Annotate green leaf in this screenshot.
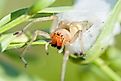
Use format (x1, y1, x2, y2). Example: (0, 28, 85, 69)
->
(28, 0, 56, 15)
(0, 14, 11, 27)
(11, 34, 28, 43)
(0, 33, 28, 52)
(11, 8, 28, 21)
(0, 15, 30, 34)
(32, 13, 55, 18)
(39, 6, 72, 13)
(0, 8, 28, 27)
(7, 43, 25, 49)
(6, 40, 47, 50)
(0, 33, 16, 52)
(0, 8, 30, 34)
(31, 40, 48, 45)
(0, 6, 71, 34)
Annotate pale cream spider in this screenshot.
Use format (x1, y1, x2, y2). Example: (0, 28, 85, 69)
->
(15, 15, 93, 81)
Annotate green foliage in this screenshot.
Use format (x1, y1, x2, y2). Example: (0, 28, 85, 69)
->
(0, 33, 16, 52)
(0, 33, 28, 51)
(0, 7, 71, 34)
(28, 0, 56, 15)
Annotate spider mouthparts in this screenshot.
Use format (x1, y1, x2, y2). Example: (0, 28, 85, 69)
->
(51, 44, 56, 47)
(57, 46, 61, 49)
(51, 44, 62, 49)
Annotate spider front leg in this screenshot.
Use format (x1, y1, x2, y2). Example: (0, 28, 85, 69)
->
(69, 21, 93, 56)
(70, 30, 85, 55)
(20, 30, 50, 68)
(15, 15, 58, 36)
(60, 31, 84, 81)
(13, 15, 58, 67)
(61, 49, 70, 81)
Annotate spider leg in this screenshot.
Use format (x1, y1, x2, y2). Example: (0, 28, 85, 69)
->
(20, 30, 50, 68)
(45, 42, 50, 55)
(58, 46, 65, 54)
(79, 31, 85, 55)
(61, 49, 70, 81)
(50, 15, 59, 32)
(13, 15, 57, 67)
(69, 30, 82, 43)
(69, 30, 85, 55)
(69, 21, 93, 55)
(14, 15, 57, 36)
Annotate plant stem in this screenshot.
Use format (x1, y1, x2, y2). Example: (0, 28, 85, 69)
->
(0, 15, 30, 34)
(7, 40, 47, 50)
(93, 58, 121, 81)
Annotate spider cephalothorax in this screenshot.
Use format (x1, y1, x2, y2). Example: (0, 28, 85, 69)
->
(50, 29, 71, 49)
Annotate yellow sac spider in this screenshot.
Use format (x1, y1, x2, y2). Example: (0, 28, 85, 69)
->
(14, 0, 114, 81)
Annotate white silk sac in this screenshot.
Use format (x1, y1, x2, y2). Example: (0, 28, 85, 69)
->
(53, 0, 120, 54)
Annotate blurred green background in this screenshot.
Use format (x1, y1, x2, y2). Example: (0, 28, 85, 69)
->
(0, 0, 121, 81)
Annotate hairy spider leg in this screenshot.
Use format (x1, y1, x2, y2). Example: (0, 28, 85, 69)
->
(16, 16, 58, 67)
(60, 21, 93, 81)
(61, 49, 70, 81)
(20, 30, 50, 68)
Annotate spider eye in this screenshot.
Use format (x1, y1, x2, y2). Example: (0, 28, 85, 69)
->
(57, 32, 60, 35)
(61, 35, 63, 37)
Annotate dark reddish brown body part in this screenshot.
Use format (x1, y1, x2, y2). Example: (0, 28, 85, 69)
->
(50, 32, 64, 49)
(50, 28, 71, 49)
